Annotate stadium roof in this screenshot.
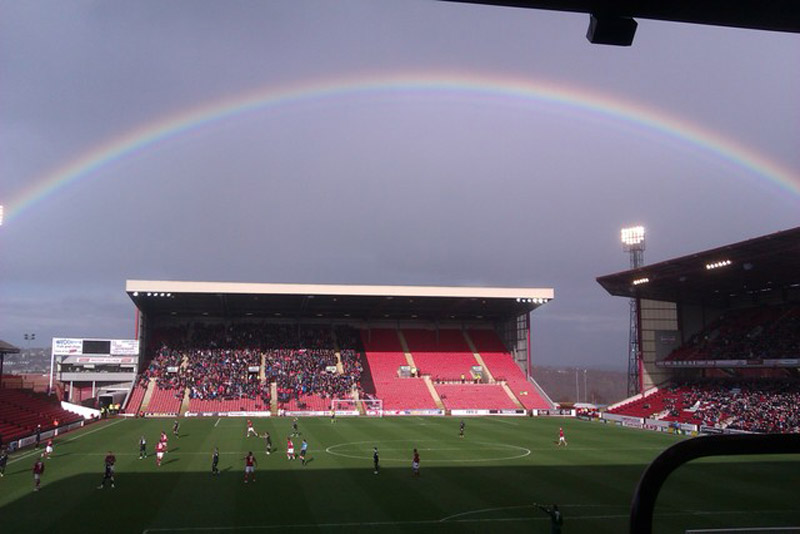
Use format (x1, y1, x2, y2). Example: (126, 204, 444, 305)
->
(596, 226, 800, 305)
(0, 339, 20, 354)
(440, 1, 800, 34)
(126, 280, 554, 322)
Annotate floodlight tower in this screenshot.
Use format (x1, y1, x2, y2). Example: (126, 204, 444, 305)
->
(621, 226, 645, 397)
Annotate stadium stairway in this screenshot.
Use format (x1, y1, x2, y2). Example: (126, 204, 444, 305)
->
(395, 330, 418, 370)
(331, 330, 345, 374)
(179, 388, 191, 416)
(500, 382, 526, 410)
(270, 382, 278, 415)
(423, 376, 446, 411)
(139, 378, 156, 413)
(259, 353, 266, 383)
(461, 332, 496, 383)
(467, 329, 553, 410)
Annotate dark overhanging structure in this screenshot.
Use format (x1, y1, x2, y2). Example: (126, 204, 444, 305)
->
(439, 1, 800, 45)
(597, 226, 800, 390)
(126, 280, 554, 379)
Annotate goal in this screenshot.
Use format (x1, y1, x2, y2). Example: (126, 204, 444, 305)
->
(330, 398, 383, 417)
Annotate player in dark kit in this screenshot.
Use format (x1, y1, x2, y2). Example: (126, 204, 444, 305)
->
(412, 448, 420, 477)
(98, 451, 116, 489)
(535, 503, 563, 534)
(459, 420, 465, 438)
(211, 447, 220, 476)
(291, 418, 299, 437)
(139, 435, 147, 459)
(299, 439, 309, 466)
(373, 447, 379, 475)
(262, 431, 273, 455)
(0, 448, 8, 477)
(172, 419, 180, 437)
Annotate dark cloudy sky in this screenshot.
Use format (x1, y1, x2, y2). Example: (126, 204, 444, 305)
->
(1, 1, 798, 369)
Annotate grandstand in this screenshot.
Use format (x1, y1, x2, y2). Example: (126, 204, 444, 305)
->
(598, 226, 800, 433)
(123, 281, 555, 416)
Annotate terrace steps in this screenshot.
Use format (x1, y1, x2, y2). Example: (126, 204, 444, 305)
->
(140, 378, 156, 413)
(500, 381, 525, 410)
(396, 330, 418, 371)
(423, 376, 446, 411)
(463, 330, 495, 383)
(179, 388, 191, 416)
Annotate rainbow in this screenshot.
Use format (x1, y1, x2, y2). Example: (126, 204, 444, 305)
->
(5, 71, 799, 223)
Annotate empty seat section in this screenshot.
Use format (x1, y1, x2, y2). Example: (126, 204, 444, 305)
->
(146, 387, 183, 415)
(361, 329, 436, 410)
(469, 329, 551, 410)
(0, 388, 83, 440)
(189, 397, 267, 413)
(435, 384, 518, 410)
(403, 329, 476, 380)
(124, 384, 147, 414)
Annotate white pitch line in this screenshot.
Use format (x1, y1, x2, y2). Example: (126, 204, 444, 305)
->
(214, 418, 221, 427)
(439, 503, 631, 522)
(141, 509, 799, 533)
(8, 418, 127, 465)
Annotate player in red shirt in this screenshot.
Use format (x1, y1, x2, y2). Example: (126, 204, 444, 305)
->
(44, 439, 54, 459)
(412, 448, 420, 477)
(160, 430, 168, 445)
(243, 451, 257, 483)
(156, 440, 167, 467)
(246, 419, 258, 438)
(32, 458, 45, 491)
(557, 427, 568, 447)
(286, 437, 295, 460)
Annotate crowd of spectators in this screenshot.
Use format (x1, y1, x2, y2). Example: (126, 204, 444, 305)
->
(662, 380, 800, 433)
(184, 349, 267, 404)
(265, 326, 364, 406)
(138, 323, 365, 408)
(667, 304, 800, 362)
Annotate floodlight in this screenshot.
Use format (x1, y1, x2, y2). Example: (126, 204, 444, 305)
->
(133, 292, 138, 297)
(621, 226, 646, 247)
(0, 205, 4, 226)
(632, 277, 650, 286)
(706, 259, 732, 270)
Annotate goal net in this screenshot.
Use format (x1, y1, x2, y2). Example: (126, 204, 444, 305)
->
(330, 398, 383, 417)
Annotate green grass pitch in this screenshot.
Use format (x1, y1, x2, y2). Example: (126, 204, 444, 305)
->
(1, 416, 798, 534)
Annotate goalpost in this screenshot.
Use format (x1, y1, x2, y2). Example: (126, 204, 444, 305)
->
(331, 398, 383, 417)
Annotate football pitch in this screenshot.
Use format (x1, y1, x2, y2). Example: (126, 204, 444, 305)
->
(1, 416, 798, 534)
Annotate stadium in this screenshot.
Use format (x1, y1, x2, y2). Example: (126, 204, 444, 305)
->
(1, 227, 799, 534)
